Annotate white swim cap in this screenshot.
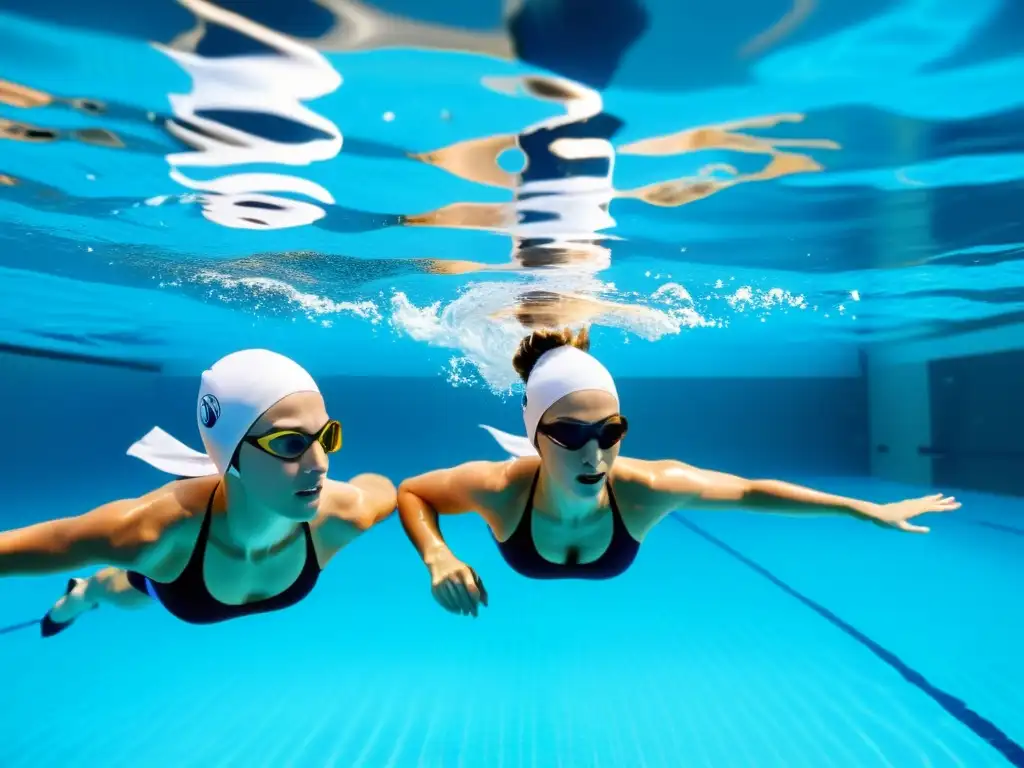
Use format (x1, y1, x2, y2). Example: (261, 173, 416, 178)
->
(480, 345, 619, 457)
(128, 349, 320, 477)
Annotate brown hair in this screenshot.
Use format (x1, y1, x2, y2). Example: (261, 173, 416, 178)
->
(512, 327, 591, 383)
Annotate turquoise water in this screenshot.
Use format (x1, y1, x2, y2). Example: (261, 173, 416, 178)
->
(2, 0, 1023, 765)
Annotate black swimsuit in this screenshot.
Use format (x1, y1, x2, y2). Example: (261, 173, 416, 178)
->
(494, 471, 640, 580)
(126, 486, 321, 624)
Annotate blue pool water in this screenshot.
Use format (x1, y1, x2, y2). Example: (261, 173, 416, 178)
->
(2, 0, 1023, 765)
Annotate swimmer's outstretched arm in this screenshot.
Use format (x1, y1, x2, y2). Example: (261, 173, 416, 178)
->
(624, 460, 960, 536)
(0, 488, 183, 577)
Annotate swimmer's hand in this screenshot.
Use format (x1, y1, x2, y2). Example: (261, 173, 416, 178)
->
(427, 551, 488, 618)
(866, 494, 961, 533)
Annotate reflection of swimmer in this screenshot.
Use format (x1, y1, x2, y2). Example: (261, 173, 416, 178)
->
(0, 161, 401, 240)
(389, 274, 693, 391)
(1, 117, 126, 151)
(489, 289, 659, 331)
(6, 0, 408, 233)
(409, 80, 838, 275)
(0, 79, 175, 155)
(617, 113, 839, 207)
(408, 75, 619, 279)
(0, 350, 396, 635)
(419, 244, 610, 276)
(401, 73, 696, 366)
(403, 85, 838, 358)
(397, 329, 960, 616)
(157, 0, 346, 231)
(0, 78, 142, 122)
(412, 105, 838, 218)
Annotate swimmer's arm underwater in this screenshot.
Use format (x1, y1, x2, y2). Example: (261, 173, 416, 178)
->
(398, 462, 489, 563)
(397, 462, 505, 615)
(0, 489, 184, 577)
(626, 460, 960, 535)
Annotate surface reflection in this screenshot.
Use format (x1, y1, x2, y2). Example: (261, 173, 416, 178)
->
(143, 0, 840, 378)
(412, 81, 837, 235)
(305, 0, 512, 57)
(1, 78, 108, 114)
(491, 288, 671, 332)
(0, 0, 1019, 385)
(1, 116, 127, 150)
(401, 70, 838, 356)
(157, 0, 344, 229)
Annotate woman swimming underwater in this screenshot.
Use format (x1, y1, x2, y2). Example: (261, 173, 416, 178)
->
(398, 328, 961, 617)
(0, 349, 396, 636)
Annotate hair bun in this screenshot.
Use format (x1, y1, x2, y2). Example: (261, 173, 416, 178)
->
(512, 327, 591, 382)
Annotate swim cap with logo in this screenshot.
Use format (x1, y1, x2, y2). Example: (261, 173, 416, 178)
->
(127, 349, 320, 477)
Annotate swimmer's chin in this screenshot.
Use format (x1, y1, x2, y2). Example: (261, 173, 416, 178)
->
(279, 494, 321, 521)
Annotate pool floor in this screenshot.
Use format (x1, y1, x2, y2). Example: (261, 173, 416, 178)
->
(1, 477, 1021, 767)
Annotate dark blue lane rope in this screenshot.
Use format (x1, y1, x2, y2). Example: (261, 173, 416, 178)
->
(973, 521, 1024, 538)
(672, 513, 1024, 767)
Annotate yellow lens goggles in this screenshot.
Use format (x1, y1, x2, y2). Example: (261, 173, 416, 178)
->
(245, 419, 342, 461)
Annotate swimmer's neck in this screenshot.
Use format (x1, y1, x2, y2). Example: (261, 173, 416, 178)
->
(220, 476, 299, 555)
(534, 471, 606, 522)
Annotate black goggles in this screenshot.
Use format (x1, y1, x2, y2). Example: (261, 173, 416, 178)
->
(536, 414, 628, 451)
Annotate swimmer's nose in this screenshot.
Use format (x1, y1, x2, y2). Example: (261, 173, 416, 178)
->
(580, 440, 603, 470)
(302, 441, 330, 473)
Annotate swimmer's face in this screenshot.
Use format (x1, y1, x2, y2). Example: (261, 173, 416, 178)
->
(235, 391, 332, 521)
(535, 389, 625, 498)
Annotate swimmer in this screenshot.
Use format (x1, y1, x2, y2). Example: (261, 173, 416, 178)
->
(397, 328, 961, 617)
(0, 349, 396, 635)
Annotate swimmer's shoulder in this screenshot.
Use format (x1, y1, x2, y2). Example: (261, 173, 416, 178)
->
(121, 476, 215, 545)
(317, 474, 397, 532)
(464, 457, 539, 521)
(436, 457, 537, 533)
(398, 458, 537, 524)
(609, 457, 699, 509)
(608, 458, 717, 540)
(503, 456, 542, 490)
(466, 456, 538, 501)
(69, 476, 213, 571)
(608, 456, 657, 485)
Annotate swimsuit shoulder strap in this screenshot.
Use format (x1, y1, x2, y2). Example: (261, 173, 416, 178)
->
(506, 469, 541, 542)
(197, 484, 217, 543)
(522, 469, 541, 519)
(527, 469, 541, 507)
(189, 484, 218, 562)
(606, 481, 638, 543)
(163, 483, 218, 587)
(300, 521, 321, 572)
